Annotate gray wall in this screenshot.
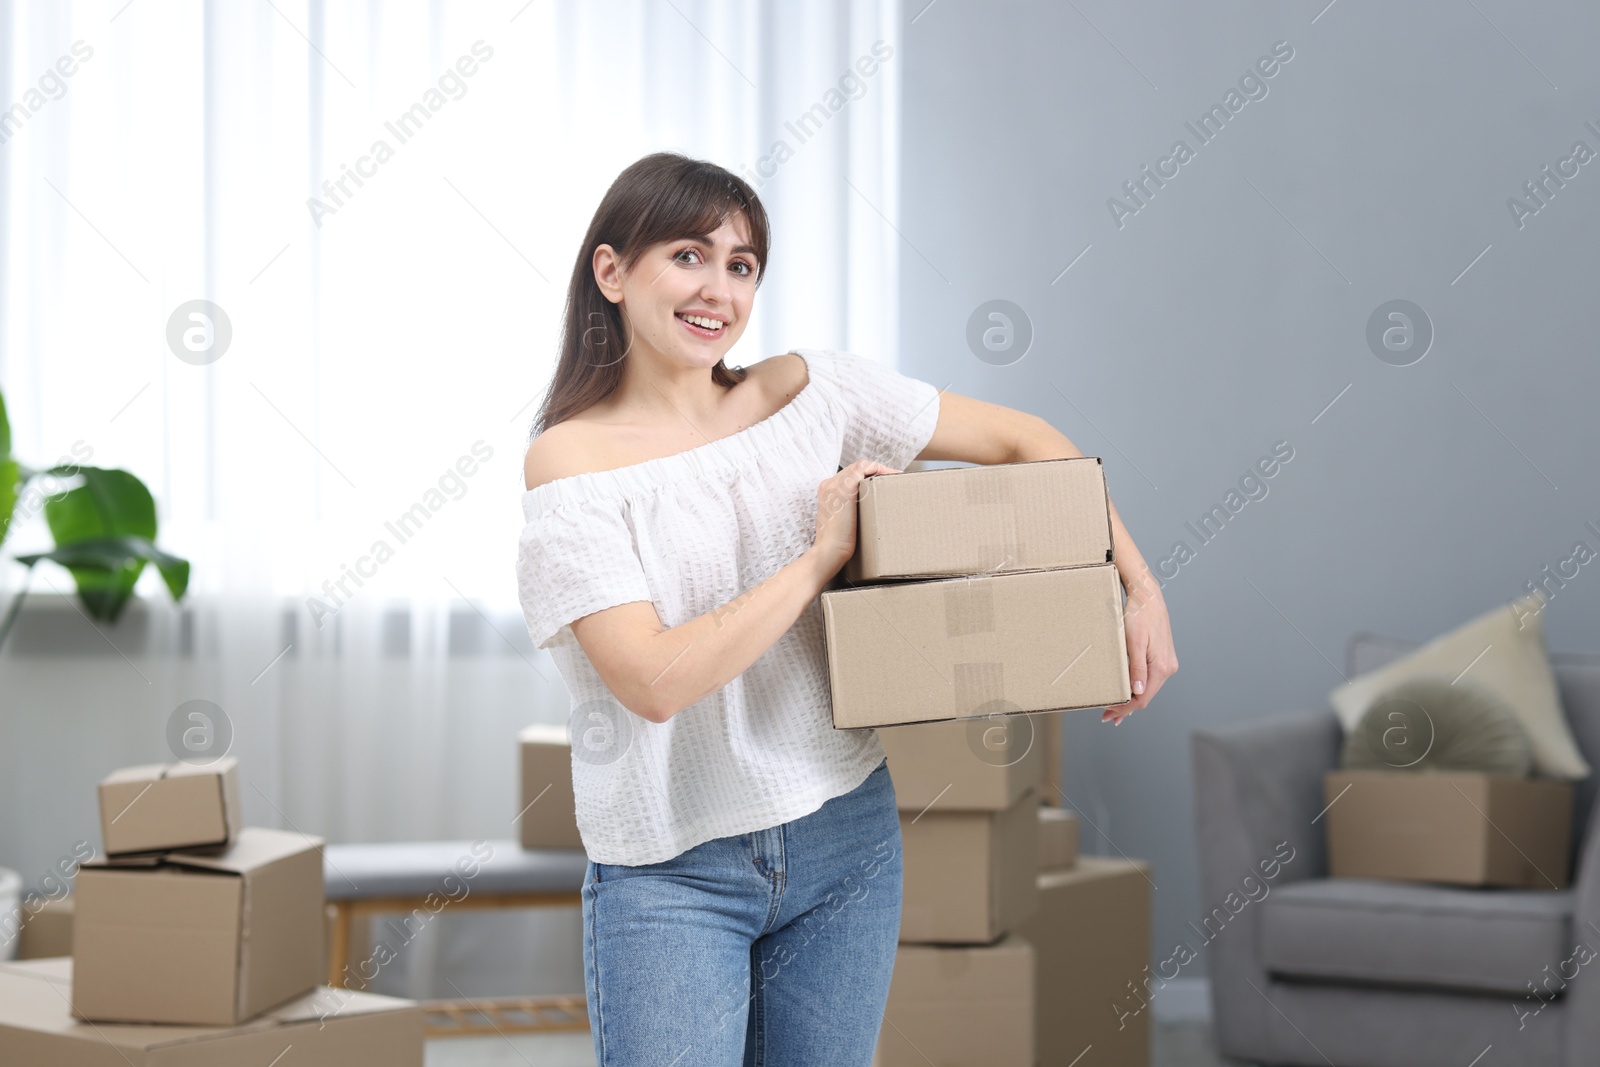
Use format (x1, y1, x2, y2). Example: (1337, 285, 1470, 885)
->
(897, 0, 1600, 985)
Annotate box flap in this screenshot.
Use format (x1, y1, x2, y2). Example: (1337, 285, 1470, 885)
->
(0, 958, 415, 1053)
(162, 756, 237, 780)
(519, 723, 571, 746)
(166, 827, 324, 875)
(98, 763, 171, 786)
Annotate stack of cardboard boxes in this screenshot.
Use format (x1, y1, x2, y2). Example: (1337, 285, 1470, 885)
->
(0, 757, 423, 1064)
(870, 715, 1155, 1067)
(872, 716, 1044, 1066)
(836, 459, 1154, 1067)
(823, 457, 1132, 730)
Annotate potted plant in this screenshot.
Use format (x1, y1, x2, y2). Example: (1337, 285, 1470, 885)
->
(0, 387, 190, 650)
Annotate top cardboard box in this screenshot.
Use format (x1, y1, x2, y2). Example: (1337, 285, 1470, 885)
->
(844, 457, 1113, 584)
(98, 757, 241, 857)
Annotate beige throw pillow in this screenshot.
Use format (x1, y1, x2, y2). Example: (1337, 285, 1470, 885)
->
(1329, 595, 1590, 780)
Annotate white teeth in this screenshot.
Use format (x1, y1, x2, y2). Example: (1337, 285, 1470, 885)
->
(679, 313, 724, 331)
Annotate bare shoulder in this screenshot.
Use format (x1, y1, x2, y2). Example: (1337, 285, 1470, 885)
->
(523, 419, 608, 491)
(744, 352, 810, 402)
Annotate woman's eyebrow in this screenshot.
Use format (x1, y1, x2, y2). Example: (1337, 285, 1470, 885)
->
(684, 232, 757, 257)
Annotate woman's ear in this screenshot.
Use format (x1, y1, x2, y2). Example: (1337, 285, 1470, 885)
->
(592, 243, 624, 304)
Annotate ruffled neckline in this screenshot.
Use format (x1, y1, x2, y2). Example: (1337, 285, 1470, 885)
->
(521, 349, 827, 516)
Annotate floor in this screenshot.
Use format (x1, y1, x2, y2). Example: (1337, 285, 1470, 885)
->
(423, 1020, 1262, 1066)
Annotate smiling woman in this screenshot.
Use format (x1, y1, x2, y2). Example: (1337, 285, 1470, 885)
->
(516, 151, 936, 1064)
(528, 152, 769, 439)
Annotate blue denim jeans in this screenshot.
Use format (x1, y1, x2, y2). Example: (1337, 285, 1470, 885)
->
(581, 757, 903, 1066)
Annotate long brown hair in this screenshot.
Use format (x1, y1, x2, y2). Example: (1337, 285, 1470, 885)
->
(530, 152, 771, 438)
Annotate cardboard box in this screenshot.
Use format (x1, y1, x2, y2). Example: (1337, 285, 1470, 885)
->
(871, 934, 1034, 1067)
(1013, 857, 1152, 1067)
(901, 788, 1039, 943)
(518, 724, 584, 850)
(825, 564, 1132, 729)
(98, 758, 241, 857)
(879, 715, 1042, 811)
(1037, 711, 1064, 804)
(1323, 770, 1574, 889)
(73, 827, 326, 1025)
(15, 898, 72, 961)
(845, 457, 1113, 584)
(0, 957, 423, 1065)
(1037, 805, 1079, 872)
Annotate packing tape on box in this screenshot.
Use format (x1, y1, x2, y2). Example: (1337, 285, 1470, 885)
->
(944, 578, 1008, 713)
(954, 661, 1006, 713)
(943, 579, 996, 636)
(962, 471, 1015, 506)
(962, 475, 1024, 571)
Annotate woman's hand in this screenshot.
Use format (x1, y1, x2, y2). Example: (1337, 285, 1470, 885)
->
(1103, 572, 1177, 724)
(811, 460, 900, 572)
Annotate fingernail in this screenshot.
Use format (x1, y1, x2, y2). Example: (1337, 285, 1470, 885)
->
(1133, 680, 1145, 695)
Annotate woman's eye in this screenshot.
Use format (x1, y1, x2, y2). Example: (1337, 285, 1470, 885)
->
(676, 248, 700, 264)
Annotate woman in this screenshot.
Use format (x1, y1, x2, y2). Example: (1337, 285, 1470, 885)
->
(517, 151, 1177, 1066)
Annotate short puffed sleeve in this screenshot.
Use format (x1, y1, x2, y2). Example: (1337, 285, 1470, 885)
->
(517, 495, 655, 650)
(806, 349, 942, 470)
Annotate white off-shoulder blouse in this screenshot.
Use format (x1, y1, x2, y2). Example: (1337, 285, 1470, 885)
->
(516, 348, 942, 865)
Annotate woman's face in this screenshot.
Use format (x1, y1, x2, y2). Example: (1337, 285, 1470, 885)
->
(595, 212, 758, 370)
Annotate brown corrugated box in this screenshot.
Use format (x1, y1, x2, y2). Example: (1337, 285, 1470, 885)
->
(72, 827, 326, 1025)
(0, 957, 422, 1065)
(15, 898, 73, 961)
(879, 714, 1042, 811)
(1014, 856, 1152, 1067)
(871, 933, 1034, 1067)
(845, 457, 1113, 584)
(1323, 770, 1573, 889)
(826, 564, 1131, 729)
(900, 787, 1039, 943)
(518, 724, 584, 850)
(98, 758, 241, 857)
(1037, 805, 1079, 872)
(1037, 710, 1064, 804)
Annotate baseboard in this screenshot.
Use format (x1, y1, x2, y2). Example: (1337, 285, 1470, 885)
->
(1150, 977, 1211, 1023)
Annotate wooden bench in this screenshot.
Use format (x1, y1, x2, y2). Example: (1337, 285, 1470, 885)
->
(323, 838, 587, 1037)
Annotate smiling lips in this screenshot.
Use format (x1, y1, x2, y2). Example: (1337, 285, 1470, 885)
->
(676, 311, 727, 339)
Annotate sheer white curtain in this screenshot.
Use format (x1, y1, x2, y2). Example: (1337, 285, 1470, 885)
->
(1, 0, 900, 927)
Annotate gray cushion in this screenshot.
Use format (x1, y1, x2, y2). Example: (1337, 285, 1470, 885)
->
(1348, 633, 1600, 860)
(1260, 876, 1573, 996)
(1341, 675, 1534, 776)
(323, 838, 587, 900)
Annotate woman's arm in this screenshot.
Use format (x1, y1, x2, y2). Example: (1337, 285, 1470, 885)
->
(569, 550, 837, 724)
(917, 391, 1178, 721)
(564, 460, 892, 725)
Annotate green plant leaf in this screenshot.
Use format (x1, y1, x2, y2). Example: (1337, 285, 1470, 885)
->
(0, 458, 19, 549)
(37, 469, 168, 621)
(0, 387, 11, 459)
(44, 467, 157, 544)
(0, 390, 15, 548)
(16, 535, 189, 622)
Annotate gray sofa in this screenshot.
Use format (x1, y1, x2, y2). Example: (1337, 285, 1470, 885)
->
(1191, 632, 1600, 1067)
